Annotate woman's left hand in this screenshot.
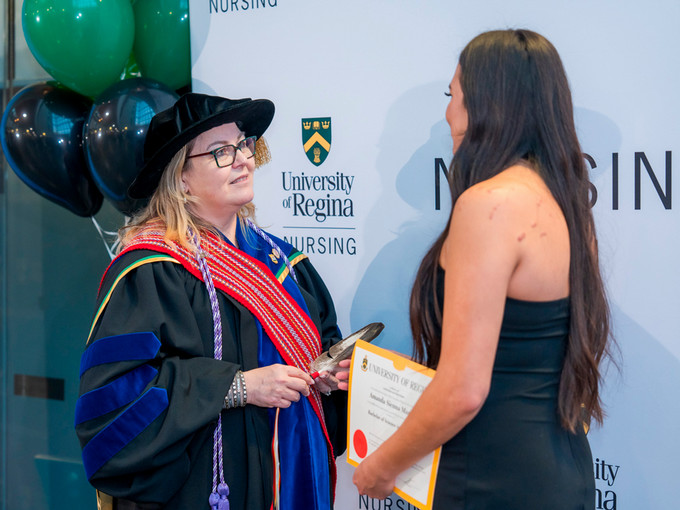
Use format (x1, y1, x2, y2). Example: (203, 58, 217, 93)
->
(314, 359, 350, 394)
(352, 451, 396, 500)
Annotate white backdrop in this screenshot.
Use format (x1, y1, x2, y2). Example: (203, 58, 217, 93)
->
(189, 1, 680, 508)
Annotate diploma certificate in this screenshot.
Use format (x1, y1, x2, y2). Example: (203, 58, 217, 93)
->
(347, 340, 440, 510)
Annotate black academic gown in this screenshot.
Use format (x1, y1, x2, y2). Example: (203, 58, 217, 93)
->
(76, 249, 347, 510)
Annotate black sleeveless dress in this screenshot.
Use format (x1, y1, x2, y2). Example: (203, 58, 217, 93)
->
(432, 269, 595, 510)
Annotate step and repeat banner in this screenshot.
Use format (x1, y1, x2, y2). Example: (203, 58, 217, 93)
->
(190, 1, 679, 508)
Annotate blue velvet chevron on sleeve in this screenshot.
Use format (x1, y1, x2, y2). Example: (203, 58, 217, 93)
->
(81, 387, 169, 479)
(79, 332, 161, 376)
(74, 364, 158, 426)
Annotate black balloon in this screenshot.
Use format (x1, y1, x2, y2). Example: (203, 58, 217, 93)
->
(0, 82, 103, 217)
(83, 78, 178, 215)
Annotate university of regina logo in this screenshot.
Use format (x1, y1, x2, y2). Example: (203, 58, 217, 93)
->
(301, 117, 331, 166)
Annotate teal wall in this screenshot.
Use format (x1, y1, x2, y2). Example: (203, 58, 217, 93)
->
(1, 164, 123, 509)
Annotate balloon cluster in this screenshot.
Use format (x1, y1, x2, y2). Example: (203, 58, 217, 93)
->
(0, 0, 188, 216)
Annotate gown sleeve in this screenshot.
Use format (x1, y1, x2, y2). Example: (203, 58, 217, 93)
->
(293, 257, 348, 457)
(75, 252, 238, 503)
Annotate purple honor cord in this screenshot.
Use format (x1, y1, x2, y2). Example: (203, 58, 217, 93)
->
(190, 229, 229, 510)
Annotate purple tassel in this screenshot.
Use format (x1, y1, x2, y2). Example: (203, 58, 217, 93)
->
(208, 492, 219, 510)
(208, 483, 229, 510)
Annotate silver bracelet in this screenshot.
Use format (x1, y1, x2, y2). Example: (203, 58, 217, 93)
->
(239, 370, 247, 405)
(224, 370, 247, 409)
(235, 371, 242, 407)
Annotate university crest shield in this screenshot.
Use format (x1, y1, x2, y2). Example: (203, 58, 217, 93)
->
(301, 117, 331, 166)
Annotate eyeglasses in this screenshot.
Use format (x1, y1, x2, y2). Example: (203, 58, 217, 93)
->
(187, 136, 257, 168)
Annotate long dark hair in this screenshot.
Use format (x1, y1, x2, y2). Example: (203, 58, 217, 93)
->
(410, 29, 611, 432)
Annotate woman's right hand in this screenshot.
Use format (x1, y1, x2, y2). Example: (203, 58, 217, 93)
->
(242, 364, 314, 408)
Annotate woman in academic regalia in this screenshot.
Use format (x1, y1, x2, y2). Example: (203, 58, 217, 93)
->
(75, 93, 348, 510)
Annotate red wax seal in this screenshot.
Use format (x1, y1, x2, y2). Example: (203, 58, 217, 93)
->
(353, 429, 368, 459)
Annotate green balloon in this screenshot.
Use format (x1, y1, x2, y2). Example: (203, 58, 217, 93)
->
(133, 0, 191, 91)
(22, 0, 134, 98)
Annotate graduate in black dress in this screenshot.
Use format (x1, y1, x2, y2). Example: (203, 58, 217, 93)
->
(353, 29, 613, 509)
(75, 94, 348, 510)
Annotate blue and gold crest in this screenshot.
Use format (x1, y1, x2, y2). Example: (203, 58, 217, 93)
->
(301, 117, 331, 166)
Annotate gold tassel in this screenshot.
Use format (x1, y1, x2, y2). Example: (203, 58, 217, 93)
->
(254, 136, 272, 168)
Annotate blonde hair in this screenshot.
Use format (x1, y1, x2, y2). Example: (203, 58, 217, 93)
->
(119, 137, 271, 253)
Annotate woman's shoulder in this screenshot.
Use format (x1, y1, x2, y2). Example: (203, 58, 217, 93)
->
(99, 248, 190, 297)
(455, 165, 542, 225)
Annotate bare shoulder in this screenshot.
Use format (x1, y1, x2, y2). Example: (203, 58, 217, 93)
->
(453, 165, 543, 229)
(442, 167, 528, 266)
(448, 164, 569, 299)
